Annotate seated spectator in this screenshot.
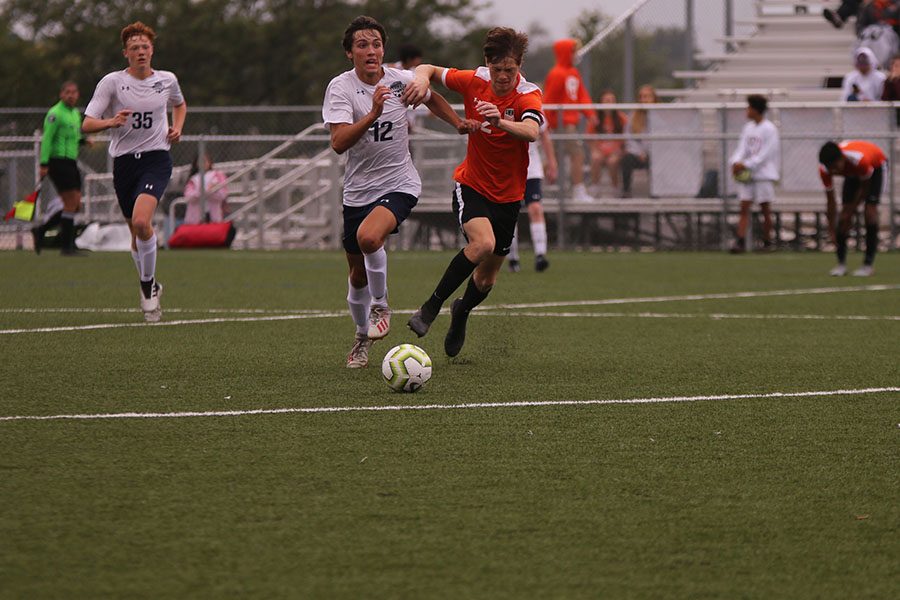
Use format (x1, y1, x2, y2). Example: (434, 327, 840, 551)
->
(841, 47, 887, 101)
(882, 54, 900, 124)
(621, 85, 657, 198)
(183, 154, 228, 224)
(589, 90, 627, 194)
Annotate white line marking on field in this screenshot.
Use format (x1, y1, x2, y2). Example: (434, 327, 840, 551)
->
(0, 307, 332, 315)
(482, 284, 899, 310)
(1, 387, 896, 422)
(2, 284, 897, 335)
(0, 312, 346, 335)
(488, 311, 900, 321)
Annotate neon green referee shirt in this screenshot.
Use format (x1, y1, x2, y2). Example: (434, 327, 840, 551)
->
(40, 101, 83, 165)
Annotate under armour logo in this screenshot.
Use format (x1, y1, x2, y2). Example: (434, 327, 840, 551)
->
(380, 199, 390, 203)
(357, 90, 367, 95)
(121, 86, 130, 91)
(145, 184, 154, 190)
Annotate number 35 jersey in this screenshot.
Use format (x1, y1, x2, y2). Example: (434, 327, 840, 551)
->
(323, 67, 430, 207)
(85, 69, 185, 158)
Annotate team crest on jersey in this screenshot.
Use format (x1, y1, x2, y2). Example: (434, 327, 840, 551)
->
(389, 80, 406, 98)
(152, 81, 165, 94)
(503, 108, 515, 121)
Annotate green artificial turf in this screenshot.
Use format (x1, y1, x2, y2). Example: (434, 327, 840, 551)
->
(1, 249, 898, 598)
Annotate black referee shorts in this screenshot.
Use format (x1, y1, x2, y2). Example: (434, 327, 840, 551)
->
(47, 158, 82, 193)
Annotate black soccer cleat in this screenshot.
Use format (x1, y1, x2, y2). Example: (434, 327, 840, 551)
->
(535, 254, 549, 272)
(444, 298, 469, 358)
(507, 259, 520, 273)
(407, 308, 435, 337)
(823, 8, 844, 29)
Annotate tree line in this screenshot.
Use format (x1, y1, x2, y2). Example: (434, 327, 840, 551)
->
(0, 0, 686, 108)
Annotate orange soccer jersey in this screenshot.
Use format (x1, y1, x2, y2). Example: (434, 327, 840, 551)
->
(819, 140, 887, 190)
(443, 67, 544, 203)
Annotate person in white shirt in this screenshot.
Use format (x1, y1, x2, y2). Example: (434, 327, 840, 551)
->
(82, 21, 186, 322)
(507, 122, 557, 272)
(729, 95, 781, 253)
(841, 47, 887, 101)
(183, 154, 228, 224)
(323, 16, 474, 368)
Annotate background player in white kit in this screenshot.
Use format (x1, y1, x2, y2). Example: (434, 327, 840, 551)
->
(323, 16, 475, 368)
(82, 21, 187, 322)
(729, 95, 780, 253)
(507, 122, 557, 273)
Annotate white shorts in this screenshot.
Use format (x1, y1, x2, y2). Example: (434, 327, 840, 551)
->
(738, 180, 776, 205)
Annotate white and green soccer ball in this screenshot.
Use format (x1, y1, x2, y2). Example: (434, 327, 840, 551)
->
(381, 344, 432, 393)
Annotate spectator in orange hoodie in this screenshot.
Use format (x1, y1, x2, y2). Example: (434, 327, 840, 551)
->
(543, 38, 598, 202)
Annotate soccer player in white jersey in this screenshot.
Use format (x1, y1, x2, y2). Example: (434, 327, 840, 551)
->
(323, 16, 475, 368)
(508, 122, 557, 272)
(82, 22, 187, 322)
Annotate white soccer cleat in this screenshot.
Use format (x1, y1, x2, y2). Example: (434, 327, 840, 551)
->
(829, 264, 847, 277)
(346, 333, 373, 368)
(140, 281, 163, 322)
(367, 304, 392, 340)
(852, 265, 874, 277)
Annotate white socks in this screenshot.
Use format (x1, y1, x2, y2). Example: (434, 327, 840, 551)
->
(363, 246, 388, 306)
(131, 249, 141, 275)
(508, 225, 520, 261)
(530, 221, 548, 256)
(347, 279, 371, 335)
(135, 233, 157, 282)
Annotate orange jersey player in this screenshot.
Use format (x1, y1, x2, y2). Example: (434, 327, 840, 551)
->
(818, 140, 887, 277)
(402, 27, 544, 358)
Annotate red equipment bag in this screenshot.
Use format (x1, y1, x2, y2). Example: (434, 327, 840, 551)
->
(168, 222, 235, 248)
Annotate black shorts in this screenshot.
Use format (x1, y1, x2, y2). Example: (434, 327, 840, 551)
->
(342, 192, 418, 254)
(113, 150, 173, 219)
(47, 158, 81, 193)
(452, 183, 521, 256)
(842, 164, 885, 206)
(524, 178, 543, 206)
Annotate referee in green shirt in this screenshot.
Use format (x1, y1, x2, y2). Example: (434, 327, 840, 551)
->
(33, 81, 87, 255)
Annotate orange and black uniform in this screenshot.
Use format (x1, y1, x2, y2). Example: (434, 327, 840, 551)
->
(819, 140, 887, 205)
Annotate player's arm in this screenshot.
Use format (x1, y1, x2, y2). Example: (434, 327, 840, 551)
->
(730, 132, 747, 175)
(39, 111, 58, 178)
(475, 100, 540, 142)
(423, 90, 473, 134)
(329, 86, 392, 154)
(825, 188, 837, 242)
(168, 102, 187, 144)
(540, 128, 559, 183)
(403, 64, 448, 106)
(82, 111, 132, 133)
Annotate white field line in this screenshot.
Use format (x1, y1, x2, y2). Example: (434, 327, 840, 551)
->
(488, 311, 900, 321)
(1, 284, 897, 335)
(1, 387, 897, 423)
(0, 307, 333, 315)
(481, 284, 900, 310)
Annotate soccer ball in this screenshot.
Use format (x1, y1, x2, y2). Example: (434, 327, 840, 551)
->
(734, 168, 752, 183)
(381, 344, 432, 393)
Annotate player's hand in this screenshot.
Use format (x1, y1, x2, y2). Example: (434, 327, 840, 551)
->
(732, 162, 746, 176)
(39, 166, 48, 179)
(167, 127, 182, 144)
(109, 109, 132, 128)
(370, 85, 392, 118)
(545, 161, 558, 184)
(456, 119, 481, 135)
(475, 100, 500, 127)
(402, 75, 430, 107)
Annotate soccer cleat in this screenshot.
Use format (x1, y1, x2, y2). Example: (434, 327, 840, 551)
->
(407, 307, 435, 338)
(508, 259, 521, 273)
(535, 254, 550, 272)
(346, 333, 373, 368)
(444, 298, 470, 358)
(829, 264, 847, 277)
(572, 184, 593, 203)
(31, 226, 44, 255)
(140, 281, 163, 322)
(852, 265, 874, 277)
(367, 304, 392, 340)
(729, 239, 745, 254)
(61, 246, 89, 257)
